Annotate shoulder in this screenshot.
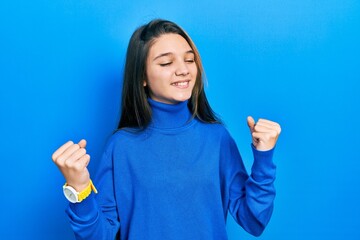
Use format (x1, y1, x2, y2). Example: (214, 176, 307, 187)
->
(196, 121, 234, 142)
(197, 120, 229, 133)
(102, 128, 147, 154)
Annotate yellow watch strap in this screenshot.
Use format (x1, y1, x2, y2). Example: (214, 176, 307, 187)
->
(78, 180, 98, 202)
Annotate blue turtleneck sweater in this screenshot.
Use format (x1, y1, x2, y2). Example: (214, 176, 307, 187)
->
(65, 99, 276, 240)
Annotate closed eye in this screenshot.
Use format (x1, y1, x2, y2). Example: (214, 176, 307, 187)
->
(159, 62, 172, 67)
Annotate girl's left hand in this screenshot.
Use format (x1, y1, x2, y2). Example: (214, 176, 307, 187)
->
(247, 116, 281, 151)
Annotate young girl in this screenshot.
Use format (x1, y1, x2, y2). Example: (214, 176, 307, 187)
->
(52, 19, 281, 240)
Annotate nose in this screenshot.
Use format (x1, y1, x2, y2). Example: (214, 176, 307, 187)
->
(175, 61, 189, 76)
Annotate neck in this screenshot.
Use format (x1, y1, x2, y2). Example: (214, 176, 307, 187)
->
(148, 98, 192, 129)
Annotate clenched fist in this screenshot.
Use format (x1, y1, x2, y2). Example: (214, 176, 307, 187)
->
(247, 116, 281, 151)
(52, 139, 91, 192)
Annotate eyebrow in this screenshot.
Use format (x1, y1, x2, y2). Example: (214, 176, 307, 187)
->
(153, 50, 194, 61)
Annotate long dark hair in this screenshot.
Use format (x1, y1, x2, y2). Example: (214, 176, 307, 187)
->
(117, 19, 221, 130)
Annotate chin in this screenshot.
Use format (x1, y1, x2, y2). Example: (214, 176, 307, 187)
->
(174, 94, 192, 103)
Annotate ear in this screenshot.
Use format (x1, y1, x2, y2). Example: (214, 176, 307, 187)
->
(143, 81, 147, 87)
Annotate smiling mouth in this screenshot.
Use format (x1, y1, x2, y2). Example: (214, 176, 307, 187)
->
(171, 80, 190, 87)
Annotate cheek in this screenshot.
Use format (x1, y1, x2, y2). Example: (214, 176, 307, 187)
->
(153, 69, 173, 82)
(146, 68, 159, 85)
(147, 68, 172, 89)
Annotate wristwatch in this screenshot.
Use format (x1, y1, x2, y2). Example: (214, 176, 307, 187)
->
(63, 180, 98, 203)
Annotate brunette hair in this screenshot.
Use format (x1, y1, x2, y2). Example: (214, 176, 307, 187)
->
(117, 19, 221, 130)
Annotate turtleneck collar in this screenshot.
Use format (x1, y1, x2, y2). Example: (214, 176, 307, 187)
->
(148, 98, 192, 129)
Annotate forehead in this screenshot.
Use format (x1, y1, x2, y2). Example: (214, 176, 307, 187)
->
(149, 34, 192, 56)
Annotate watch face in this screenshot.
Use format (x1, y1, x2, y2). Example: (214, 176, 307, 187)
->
(64, 187, 78, 203)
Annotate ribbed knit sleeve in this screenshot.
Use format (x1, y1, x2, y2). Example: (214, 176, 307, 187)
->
(65, 140, 120, 240)
(222, 131, 276, 237)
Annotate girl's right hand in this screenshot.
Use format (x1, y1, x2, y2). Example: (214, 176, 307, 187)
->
(52, 139, 91, 192)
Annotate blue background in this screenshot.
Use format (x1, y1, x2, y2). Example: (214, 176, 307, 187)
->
(1, 0, 359, 239)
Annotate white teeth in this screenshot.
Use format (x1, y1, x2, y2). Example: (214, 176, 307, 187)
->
(172, 81, 188, 86)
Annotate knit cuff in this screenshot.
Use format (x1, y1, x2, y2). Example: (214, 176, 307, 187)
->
(250, 144, 276, 182)
(67, 193, 98, 223)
